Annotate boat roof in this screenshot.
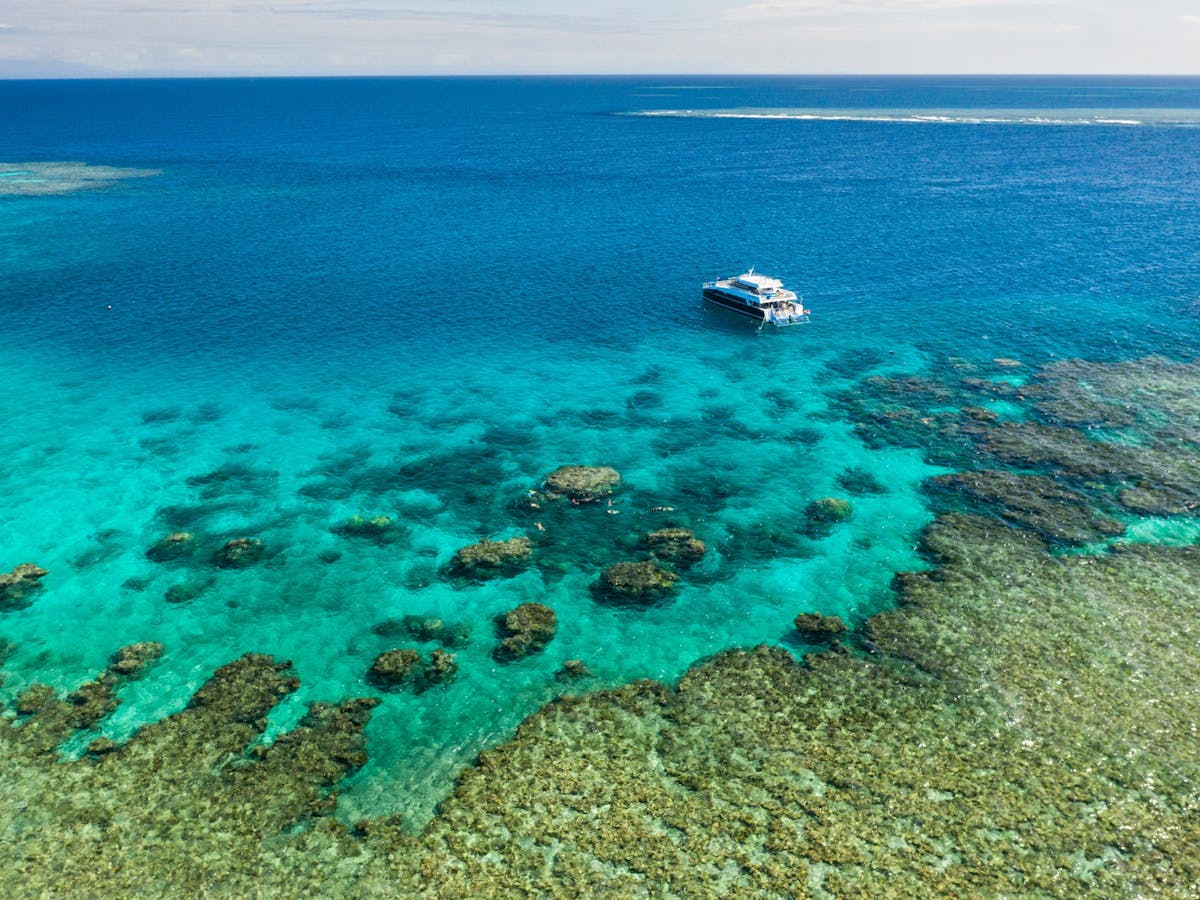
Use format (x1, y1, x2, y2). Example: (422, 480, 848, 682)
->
(731, 272, 784, 290)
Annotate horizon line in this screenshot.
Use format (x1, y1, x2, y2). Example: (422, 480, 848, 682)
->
(3, 72, 1200, 82)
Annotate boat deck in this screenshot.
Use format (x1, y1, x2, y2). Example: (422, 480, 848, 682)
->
(763, 303, 810, 326)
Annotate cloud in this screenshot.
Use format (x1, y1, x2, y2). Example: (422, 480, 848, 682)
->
(0, 0, 1196, 76)
(721, 0, 1094, 21)
(241, 3, 634, 33)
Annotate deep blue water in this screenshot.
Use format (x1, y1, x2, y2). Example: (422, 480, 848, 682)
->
(3, 76, 1200, 822)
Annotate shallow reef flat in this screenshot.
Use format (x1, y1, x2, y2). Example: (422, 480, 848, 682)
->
(3, 512, 1198, 895)
(410, 522, 1200, 896)
(2, 354, 1199, 895)
(0, 162, 160, 196)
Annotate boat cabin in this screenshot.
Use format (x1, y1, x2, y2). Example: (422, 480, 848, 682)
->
(731, 273, 784, 296)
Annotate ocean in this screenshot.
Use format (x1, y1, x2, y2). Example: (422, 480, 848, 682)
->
(3, 75, 1200, 833)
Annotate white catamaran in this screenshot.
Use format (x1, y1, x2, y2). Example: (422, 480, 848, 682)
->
(703, 269, 810, 326)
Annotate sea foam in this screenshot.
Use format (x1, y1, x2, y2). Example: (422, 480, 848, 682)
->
(622, 107, 1200, 127)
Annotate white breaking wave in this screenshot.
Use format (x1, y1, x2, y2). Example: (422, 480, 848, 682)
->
(622, 107, 1200, 127)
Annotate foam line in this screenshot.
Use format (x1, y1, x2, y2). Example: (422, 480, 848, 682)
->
(622, 107, 1200, 127)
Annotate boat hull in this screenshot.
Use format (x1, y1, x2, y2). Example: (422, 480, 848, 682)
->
(702, 287, 767, 321)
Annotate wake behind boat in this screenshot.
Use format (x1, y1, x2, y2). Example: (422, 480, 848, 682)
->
(703, 269, 810, 326)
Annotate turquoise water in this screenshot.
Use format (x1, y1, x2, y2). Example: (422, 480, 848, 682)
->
(1, 327, 934, 821)
(3, 76, 1200, 823)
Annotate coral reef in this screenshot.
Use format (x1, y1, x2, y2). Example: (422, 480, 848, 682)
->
(959, 404, 999, 422)
(368, 647, 459, 690)
(719, 520, 814, 564)
(372, 616, 472, 648)
(335, 514, 404, 544)
(144, 532, 196, 563)
(0, 563, 48, 611)
(106, 642, 165, 678)
(926, 470, 1124, 545)
(494, 602, 558, 662)
(422, 649, 458, 686)
(542, 465, 621, 502)
(367, 649, 422, 689)
(804, 497, 854, 524)
(593, 560, 678, 605)
(448, 536, 532, 579)
(163, 575, 215, 604)
(3, 505, 1199, 895)
(641, 528, 706, 568)
(0, 161, 160, 196)
(1, 652, 376, 894)
(835, 466, 888, 495)
(213, 537, 265, 569)
(1117, 484, 1200, 517)
(836, 355, 1200, 523)
(400, 516, 1200, 896)
(556, 659, 593, 681)
(976, 420, 1144, 480)
(792, 612, 848, 640)
(14, 683, 56, 716)
(803, 497, 854, 538)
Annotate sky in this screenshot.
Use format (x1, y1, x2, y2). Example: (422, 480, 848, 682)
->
(0, 1, 1198, 78)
